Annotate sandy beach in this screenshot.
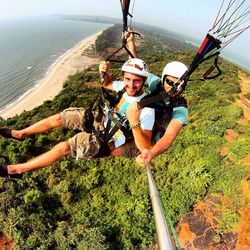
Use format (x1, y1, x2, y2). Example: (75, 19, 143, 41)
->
(0, 31, 102, 119)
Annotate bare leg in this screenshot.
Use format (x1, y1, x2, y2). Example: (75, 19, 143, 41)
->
(11, 114, 63, 139)
(7, 141, 71, 174)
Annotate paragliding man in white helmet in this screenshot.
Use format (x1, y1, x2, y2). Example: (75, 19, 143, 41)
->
(125, 28, 189, 166)
(0, 58, 155, 179)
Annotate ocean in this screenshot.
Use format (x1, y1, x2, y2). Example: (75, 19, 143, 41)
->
(0, 16, 110, 113)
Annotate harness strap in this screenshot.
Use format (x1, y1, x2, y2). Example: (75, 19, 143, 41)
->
(103, 0, 139, 62)
(203, 54, 222, 79)
(101, 113, 112, 142)
(86, 86, 132, 148)
(98, 110, 130, 145)
(138, 92, 171, 109)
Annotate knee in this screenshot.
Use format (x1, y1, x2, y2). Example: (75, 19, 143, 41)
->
(50, 114, 63, 127)
(55, 141, 71, 155)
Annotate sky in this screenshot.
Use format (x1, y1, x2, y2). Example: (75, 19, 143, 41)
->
(0, 0, 249, 68)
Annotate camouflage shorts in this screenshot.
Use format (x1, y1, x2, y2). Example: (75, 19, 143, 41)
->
(60, 107, 86, 131)
(68, 131, 100, 160)
(60, 107, 100, 159)
(60, 107, 139, 159)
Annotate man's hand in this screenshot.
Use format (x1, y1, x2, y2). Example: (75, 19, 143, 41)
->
(99, 61, 110, 76)
(99, 61, 113, 88)
(136, 149, 155, 166)
(125, 27, 139, 58)
(126, 27, 135, 43)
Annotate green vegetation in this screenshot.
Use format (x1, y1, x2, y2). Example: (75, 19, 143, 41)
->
(0, 26, 249, 249)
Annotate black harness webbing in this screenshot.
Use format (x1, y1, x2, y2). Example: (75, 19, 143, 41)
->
(138, 89, 176, 109)
(138, 92, 171, 109)
(85, 87, 131, 147)
(101, 111, 128, 144)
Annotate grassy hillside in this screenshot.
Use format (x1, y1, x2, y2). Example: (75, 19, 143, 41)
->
(0, 26, 249, 249)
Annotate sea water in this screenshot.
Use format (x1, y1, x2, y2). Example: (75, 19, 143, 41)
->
(0, 16, 110, 113)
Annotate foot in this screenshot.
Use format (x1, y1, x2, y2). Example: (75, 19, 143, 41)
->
(0, 128, 24, 141)
(0, 165, 23, 179)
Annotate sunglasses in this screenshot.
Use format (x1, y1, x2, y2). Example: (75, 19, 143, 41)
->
(164, 78, 176, 86)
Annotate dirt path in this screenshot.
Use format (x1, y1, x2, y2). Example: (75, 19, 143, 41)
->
(236, 70, 250, 124)
(234, 71, 250, 249)
(222, 71, 250, 161)
(235, 70, 250, 165)
(0, 236, 13, 249)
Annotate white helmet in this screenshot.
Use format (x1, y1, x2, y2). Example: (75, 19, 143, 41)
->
(161, 61, 188, 81)
(122, 58, 148, 77)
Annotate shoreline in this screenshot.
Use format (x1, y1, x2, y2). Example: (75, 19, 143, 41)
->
(0, 31, 102, 119)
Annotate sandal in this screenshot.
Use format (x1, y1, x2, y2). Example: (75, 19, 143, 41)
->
(0, 165, 23, 179)
(0, 128, 24, 141)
